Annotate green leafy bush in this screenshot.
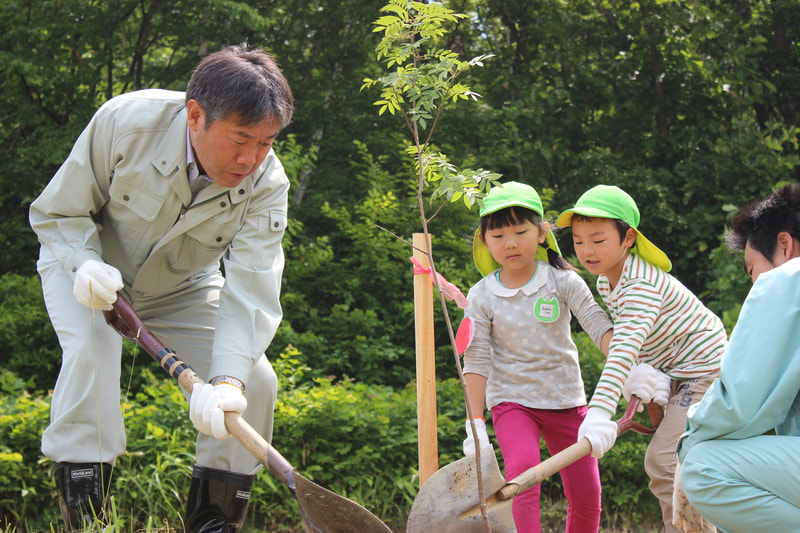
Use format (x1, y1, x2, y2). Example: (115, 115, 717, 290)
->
(0, 272, 145, 396)
(275, 139, 479, 389)
(0, 273, 61, 393)
(0, 366, 195, 532)
(0, 334, 663, 532)
(0, 371, 54, 530)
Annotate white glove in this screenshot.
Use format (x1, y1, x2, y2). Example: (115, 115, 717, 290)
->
(672, 460, 706, 533)
(73, 260, 123, 310)
(622, 363, 660, 406)
(190, 382, 247, 440)
(577, 408, 617, 458)
(653, 370, 671, 407)
(463, 418, 491, 456)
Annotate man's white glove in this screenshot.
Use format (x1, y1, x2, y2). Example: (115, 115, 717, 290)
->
(653, 370, 671, 407)
(577, 408, 617, 458)
(672, 460, 706, 533)
(189, 382, 247, 440)
(73, 260, 123, 311)
(463, 418, 491, 456)
(622, 363, 660, 407)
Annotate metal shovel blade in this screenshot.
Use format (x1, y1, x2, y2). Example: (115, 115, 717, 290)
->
(105, 296, 394, 533)
(406, 446, 516, 533)
(405, 398, 654, 533)
(294, 471, 394, 533)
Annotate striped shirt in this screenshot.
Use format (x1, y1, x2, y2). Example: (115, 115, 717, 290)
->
(589, 254, 726, 414)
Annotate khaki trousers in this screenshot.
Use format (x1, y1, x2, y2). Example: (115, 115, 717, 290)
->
(37, 247, 277, 475)
(644, 373, 718, 533)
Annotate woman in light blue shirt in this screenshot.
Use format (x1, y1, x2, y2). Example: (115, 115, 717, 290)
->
(678, 184, 800, 532)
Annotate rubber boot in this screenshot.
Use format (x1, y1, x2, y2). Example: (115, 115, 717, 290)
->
(184, 464, 255, 533)
(54, 462, 113, 531)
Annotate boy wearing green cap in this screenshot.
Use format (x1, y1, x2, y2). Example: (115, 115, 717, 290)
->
(463, 181, 614, 532)
(557, 184, 725, 533)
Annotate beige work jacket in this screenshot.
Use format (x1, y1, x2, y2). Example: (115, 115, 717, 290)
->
(30, 89, 289, 381)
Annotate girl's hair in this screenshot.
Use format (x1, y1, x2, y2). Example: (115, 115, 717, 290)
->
(571, 214, 632, 243)
(727, 184, 800, 259)
(480, 206, 572, 270)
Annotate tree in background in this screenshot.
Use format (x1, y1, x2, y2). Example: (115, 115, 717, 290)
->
(1, 1, 798, 529)
(2, 0, 799, 385)
(432, 1, 799, 290)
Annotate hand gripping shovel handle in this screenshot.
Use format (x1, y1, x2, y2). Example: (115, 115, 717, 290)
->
(497, 396, 648, 501)
(107, 295, 395, 533)
(104, 294, 297, 492)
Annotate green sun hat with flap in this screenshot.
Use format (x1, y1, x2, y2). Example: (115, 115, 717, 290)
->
(472, 181, 562, 277)
(556, 184, 672, 272)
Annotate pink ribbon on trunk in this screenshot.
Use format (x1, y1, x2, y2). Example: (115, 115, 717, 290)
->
(410, 257, 469, 309)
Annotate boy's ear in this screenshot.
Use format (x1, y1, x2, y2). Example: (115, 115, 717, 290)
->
(624, 227, 637, 249)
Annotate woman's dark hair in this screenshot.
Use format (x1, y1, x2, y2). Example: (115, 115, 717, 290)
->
(480, 206, 571, 270)
(727, 184, 800, 259)
(186, 44, 294, 129)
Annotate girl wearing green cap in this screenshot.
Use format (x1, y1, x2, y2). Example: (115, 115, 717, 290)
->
(557, 184, 726, 533)
(462, 181, 613, 533)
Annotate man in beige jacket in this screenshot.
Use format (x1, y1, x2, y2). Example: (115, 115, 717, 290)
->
(29, 44, 293, 532)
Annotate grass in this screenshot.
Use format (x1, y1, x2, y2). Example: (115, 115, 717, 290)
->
(540, 494, 664, 532)
(1, 494, 662, 533)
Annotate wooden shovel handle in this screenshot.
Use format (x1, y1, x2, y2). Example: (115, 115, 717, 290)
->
(616, 395, 661, 435)
(106, 294, 297, 492)
(497, 396, 648, 501)
(498, 438, 592, 500)
(104, 297, 199, 393)
(647, 401, 665, 429)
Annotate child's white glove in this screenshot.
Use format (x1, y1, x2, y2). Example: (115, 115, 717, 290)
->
(577, 408, 617, 458)
(672, 460, 706, 533)
(73, 260, 123, 310)
(653, 370, 672, 406)
(463, 418, 490, 455)
(622, 363, 660, 407)
(190, 382, 247, 440)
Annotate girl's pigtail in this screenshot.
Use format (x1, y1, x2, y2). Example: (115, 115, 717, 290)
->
(547, 247, 572, 271)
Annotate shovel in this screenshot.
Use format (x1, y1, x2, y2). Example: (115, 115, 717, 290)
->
(406, 395, 660, 533)
(104, 294, 393, 533)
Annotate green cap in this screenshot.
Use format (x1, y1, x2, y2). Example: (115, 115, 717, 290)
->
(556, 184, 672, 272)
(473, 181, 562, 276)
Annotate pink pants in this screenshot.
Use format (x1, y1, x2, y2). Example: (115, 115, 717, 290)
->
(492, 402, 602, 533)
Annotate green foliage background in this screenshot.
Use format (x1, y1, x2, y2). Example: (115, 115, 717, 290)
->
(0, 335, 658, 532)
(1, 0, 799, 530)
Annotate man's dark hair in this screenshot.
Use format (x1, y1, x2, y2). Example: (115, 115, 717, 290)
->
(186, 44, 293, 128)
(727, 184, 800, 259)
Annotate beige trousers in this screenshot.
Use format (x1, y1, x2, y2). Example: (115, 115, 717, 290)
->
(37, 247, 277, 475)
(643, 373, 718, 533)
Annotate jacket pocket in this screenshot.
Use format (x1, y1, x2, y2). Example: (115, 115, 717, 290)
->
(106, 176, 166, 258)
(108, 176, 165, 221)
(166, 210, 242, 274)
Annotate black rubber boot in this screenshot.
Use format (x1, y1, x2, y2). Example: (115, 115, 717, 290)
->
(54, 462, 113, 531)
(184, 464, 255, 533)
